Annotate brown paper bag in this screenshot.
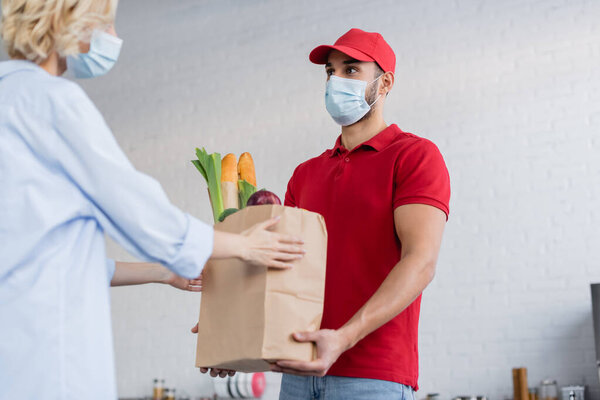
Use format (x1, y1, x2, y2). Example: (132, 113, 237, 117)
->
(195, 204, 327, 372)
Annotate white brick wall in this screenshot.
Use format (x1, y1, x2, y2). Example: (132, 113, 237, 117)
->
(3, 0, 600, 399)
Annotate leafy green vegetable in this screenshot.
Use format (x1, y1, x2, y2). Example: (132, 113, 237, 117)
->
(192, 148, 224, 223)
(191, 159, 207, 181)
(238, 179, 257, 209)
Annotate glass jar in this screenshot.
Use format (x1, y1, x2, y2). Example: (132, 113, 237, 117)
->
(540, 379, 558, 400)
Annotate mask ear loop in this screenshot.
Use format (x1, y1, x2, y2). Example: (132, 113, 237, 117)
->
(367, 74, 384, 107)
(368, 94, 382, 107)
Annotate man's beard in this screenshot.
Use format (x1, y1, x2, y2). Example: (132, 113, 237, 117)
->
(357, 79, 380, 124)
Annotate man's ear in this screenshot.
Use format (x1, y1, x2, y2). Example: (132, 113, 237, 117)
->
(381, 71, 395, 95)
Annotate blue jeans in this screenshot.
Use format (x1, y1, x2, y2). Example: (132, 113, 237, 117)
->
(278, 374, 416, 400)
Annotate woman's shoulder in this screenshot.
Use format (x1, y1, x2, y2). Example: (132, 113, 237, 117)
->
(37, 74, 91, 109)
(15, 73, 96, 124)
(0, 62, 92, 116)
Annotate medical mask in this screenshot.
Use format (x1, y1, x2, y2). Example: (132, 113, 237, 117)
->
(66, 29, 123, 79)
(325, 75, 382, 126)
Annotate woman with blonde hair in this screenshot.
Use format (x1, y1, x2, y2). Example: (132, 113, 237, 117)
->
(0, 1, 303, 398)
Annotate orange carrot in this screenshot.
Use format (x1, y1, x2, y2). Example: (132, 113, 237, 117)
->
(221, 153, 238, 183)
(238, 152, 256, 187)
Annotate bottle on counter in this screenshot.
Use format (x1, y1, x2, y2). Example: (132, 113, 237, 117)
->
(152, 378, 164, 400)
(540, 379, 558, 400)
(530, 387, 539, 400)
(165, 388, 175, 400)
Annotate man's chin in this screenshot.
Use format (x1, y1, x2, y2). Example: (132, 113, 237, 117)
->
(355, 109, 374, 125)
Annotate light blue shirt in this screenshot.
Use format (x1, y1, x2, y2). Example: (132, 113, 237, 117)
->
(0, 60, 214, 400)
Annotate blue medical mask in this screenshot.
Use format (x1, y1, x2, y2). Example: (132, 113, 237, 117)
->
(66, 29, 123, 79)
(325, 75, 382, 126)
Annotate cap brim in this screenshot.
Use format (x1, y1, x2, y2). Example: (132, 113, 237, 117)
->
(309, 45, 375, 65)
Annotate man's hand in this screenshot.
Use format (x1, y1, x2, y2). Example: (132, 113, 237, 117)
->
(165, 271, 203, 292)
(270, 329, 350, 376)
(190, 323, 236, 378)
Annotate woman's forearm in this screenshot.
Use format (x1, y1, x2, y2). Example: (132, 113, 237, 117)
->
(210, 231, 245, 259)
(110, 262, 171, 286)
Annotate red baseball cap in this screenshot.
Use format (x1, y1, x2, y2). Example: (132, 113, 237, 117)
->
(309, 28, 396, 73)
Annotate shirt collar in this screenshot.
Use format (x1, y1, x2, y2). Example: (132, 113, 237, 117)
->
(0, 60, 48, 79)
(329, 124, 400, 157)
(330, 136, 346, 157)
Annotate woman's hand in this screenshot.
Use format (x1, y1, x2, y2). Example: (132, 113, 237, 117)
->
(211, 216, 305, 269)
(239, 216, 305, 269)
(164, 271, 203, 292)
(111, 262, 203, 289)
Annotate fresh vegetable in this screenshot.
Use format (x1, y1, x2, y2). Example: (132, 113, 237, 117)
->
(221, 153, 239, 209)
(192, 149, 273, 218)
(238, 179, 257, 208)
(221, 153, 238, 183)
(238, 152, 257, 187)
(192, 148, 224, 223)
(218, 208, 239, 222)
(246, 190, 282, 206)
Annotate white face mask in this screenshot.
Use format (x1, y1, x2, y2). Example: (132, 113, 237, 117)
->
(324, 75, 382, 126)
(66, 29, 123, 79)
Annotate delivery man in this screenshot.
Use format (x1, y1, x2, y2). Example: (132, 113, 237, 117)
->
(272, 28, 451, 400)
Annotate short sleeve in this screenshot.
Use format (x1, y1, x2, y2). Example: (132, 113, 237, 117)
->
(284, 166, 300, 207)
(393, 139, 451, 218)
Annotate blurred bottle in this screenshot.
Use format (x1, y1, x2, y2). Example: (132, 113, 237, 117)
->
(540, 379, 558, 400)
(153, 378, 164, 400)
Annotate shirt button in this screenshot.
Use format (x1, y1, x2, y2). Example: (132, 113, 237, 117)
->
(345, 157, 350, 162)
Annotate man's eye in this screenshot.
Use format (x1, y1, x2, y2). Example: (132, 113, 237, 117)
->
(347, 67, 357, 74)
(326, 70, 333, 76)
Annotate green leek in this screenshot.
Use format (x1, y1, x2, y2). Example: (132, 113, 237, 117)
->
(192, 148, 224, 223)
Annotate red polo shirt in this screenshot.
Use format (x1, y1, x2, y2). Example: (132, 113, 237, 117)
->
(284, 124, 450, 390)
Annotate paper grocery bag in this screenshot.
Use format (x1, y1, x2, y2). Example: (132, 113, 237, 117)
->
(195, 204, 327, 372)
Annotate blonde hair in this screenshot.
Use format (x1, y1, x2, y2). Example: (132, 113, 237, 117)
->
(1, 0, 117, 63)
